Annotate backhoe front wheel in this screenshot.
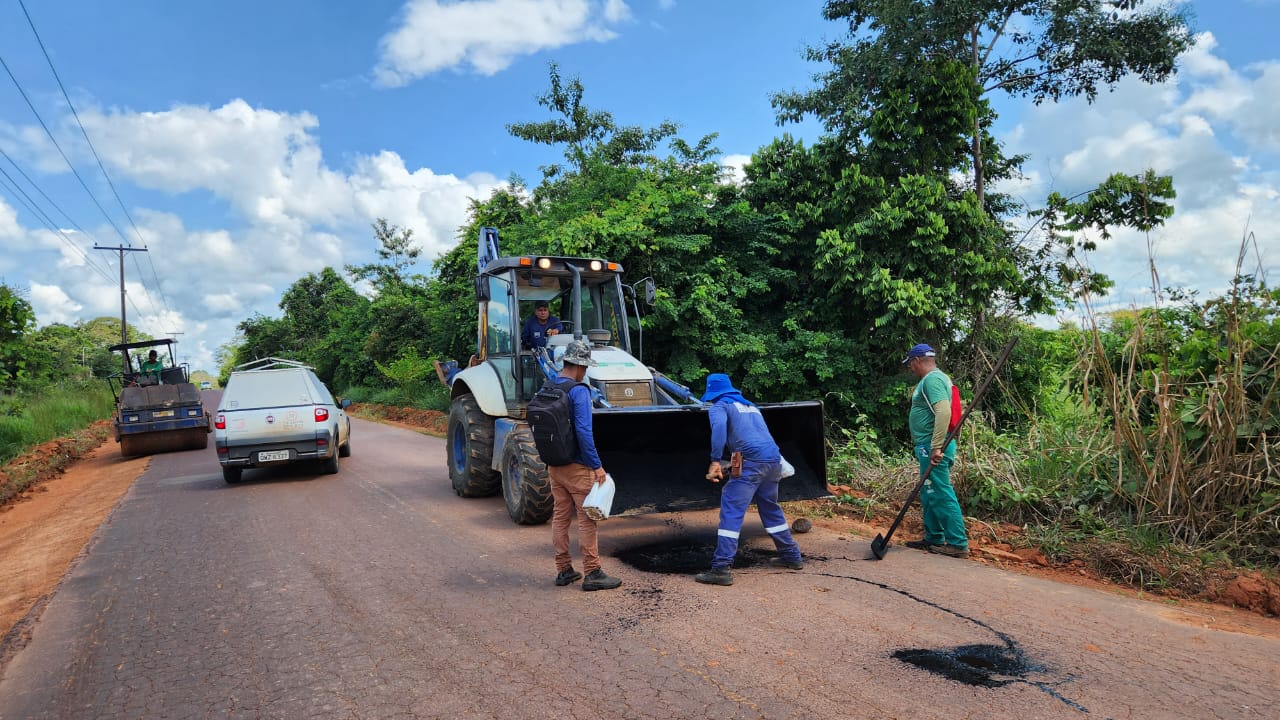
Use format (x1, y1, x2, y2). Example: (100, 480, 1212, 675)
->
(501, 427, 552, 525)
(447, 394, 499, 497)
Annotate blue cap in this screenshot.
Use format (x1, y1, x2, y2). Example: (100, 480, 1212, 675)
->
(902, 343, 936, 364)
(701, 373, 738, 403)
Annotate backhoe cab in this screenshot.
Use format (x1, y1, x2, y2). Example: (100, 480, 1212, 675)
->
(441, 227, 828, 525)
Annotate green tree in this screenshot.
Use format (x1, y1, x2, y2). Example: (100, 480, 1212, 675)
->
(0, 284, 36, 389)
(774, 0, 1192, 204)
(347, 218, 423, 293)
(459, 65, 790, 392)
(347, 220, 435, 369)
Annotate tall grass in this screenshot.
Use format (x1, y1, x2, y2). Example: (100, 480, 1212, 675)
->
(1074, 240, 1280, 563)
(0, 382, 116, 464)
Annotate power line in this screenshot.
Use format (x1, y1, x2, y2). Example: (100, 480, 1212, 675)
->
(16, 0, 175, 320)
(0, 51, 134, 248)
(0, 153, 148, 316)
(0, 148, 101, 245)
(0, 164, 113, 283)
(18, 0, 146, 247)
(130, 251, 166, 320)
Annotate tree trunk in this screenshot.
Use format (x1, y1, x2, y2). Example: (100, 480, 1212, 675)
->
(971, 26, 985, 210)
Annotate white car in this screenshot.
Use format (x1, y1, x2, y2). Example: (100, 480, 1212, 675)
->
(200, 381, 212, 390)
(214, 358, 351, 483)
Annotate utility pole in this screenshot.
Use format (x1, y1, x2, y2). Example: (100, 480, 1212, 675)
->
(168, 331, 184, 365)
(94, 244, 148, 374)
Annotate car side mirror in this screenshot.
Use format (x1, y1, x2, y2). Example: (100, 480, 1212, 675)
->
(474, 276, 490, 302)
(644, 278, 656, 306)
(340, 398, 352, 409)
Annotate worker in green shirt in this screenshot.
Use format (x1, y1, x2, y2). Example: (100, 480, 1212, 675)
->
(139, 349, 165, 385)
(902, 343, 969, 558)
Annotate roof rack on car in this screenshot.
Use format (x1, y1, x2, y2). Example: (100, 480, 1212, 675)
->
(232, 357, 315, 372)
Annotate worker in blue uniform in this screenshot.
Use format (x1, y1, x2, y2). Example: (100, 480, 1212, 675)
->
(695, 373, 804, 586)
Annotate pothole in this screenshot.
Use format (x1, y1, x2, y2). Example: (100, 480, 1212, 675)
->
(614, 535, 781, 574)
(892, 643, 1040, 688)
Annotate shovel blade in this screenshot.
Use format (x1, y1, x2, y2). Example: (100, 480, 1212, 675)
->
(869, 533, 888, 560)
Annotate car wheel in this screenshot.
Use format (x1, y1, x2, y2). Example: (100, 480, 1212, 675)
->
(339, 425, 351, 457)
(447, 394, 499, 497)
(320, 440, 339, 475)
(222, 466, 242, 484)
(501, 427, 553, 525)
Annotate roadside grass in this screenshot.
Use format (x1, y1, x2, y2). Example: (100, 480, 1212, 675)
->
(0, 419, 112, 508)
(341, 382, 450, 412)
(817, 353, 1278, 607)
(0, 382, 115, 465)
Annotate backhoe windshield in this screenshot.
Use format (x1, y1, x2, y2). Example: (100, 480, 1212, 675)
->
(581, 278, 628, 351)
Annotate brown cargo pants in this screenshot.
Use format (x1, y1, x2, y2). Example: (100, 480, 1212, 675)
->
(549, 463, 601, 574)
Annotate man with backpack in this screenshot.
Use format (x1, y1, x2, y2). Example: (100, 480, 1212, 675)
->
(902, 343, 970, 558)
(533, 339, 623, 591)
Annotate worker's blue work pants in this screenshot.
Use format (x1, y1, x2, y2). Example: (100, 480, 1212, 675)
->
(712, 460, 802, 569)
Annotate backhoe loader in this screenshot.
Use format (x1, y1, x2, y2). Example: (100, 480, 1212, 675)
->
(439, 227, 828, 525)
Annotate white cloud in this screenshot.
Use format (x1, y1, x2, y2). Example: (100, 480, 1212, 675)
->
(28, 282, 83, 325)
(0, 196, 19, 239)
(72, 101, 499, 261)
(719, 153, 751, 185)
(1000, 31, 1280, 306)
(4, 98, 502, 372)
(374, 0, 630, 86)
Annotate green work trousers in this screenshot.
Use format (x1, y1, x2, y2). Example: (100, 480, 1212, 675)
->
(914, 441, 967, 548)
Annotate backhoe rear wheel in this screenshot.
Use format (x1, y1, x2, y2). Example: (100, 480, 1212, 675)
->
(447, 394, 499, 497)
(501, 427, 552, 525)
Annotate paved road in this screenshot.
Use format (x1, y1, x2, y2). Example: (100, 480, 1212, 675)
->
(0, 415, 1276, 719)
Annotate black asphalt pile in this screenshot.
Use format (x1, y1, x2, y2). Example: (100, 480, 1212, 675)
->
(614, 534, 779, 574)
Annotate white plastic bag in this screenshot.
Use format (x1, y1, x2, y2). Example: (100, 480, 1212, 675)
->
(583, 473, 616, 521)
(779, 456, 796, 479)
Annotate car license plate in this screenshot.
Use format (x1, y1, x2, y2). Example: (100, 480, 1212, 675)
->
(154, 410, 175, 418)
(258, 450, 290, 462)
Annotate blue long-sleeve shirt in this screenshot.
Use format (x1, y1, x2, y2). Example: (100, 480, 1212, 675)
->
(708, 399, 780, 463)
(553, 376, 601, 470)
(521, 315, 563, 349)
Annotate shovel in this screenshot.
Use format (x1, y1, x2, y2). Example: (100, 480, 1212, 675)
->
(869, 336, 1019, 560)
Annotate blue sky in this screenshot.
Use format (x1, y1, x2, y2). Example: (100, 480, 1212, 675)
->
(1, 0, 1277, 372)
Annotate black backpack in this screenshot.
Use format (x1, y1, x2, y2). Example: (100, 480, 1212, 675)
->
(527, 378, 587, 466)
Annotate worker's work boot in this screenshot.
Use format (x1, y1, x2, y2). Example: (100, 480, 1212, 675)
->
(769, 556, 804, 571)
(581, 569, 622, 591)
(928, 544, 969, 558)
(904, 539, 937, 551)
(554, 567, 582, 586)
(694, 567, 734, 586)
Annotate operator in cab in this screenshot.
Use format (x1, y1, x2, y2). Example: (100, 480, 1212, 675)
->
(139, 350, 165, 385)
(521, 300, 563, 350)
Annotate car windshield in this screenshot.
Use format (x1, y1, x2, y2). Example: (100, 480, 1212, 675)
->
(221, 370, 314, 410)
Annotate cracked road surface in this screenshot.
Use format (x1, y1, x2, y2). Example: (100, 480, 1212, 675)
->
(1, 416, 1277, 719)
